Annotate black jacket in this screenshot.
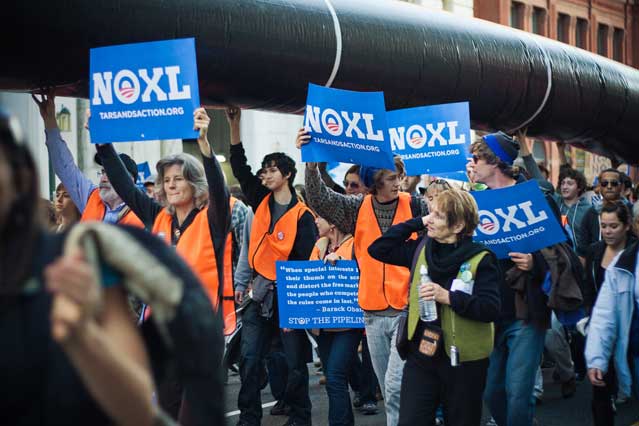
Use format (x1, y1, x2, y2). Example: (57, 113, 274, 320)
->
(368, 217, 501, 323)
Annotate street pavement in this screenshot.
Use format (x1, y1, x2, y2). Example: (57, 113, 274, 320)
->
(224, 366, 639, 426)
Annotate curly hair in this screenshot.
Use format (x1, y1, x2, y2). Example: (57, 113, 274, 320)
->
(558, 167, 587, 196)
(470, 138, 520, 179)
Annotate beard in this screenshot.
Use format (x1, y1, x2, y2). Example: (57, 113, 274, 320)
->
(99, 186, 123, 207)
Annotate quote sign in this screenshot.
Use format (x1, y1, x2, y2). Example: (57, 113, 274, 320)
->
(276, 260, 364, 329)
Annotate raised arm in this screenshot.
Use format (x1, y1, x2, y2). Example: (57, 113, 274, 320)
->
(296, 128, 363, 234)
(34, 90, 95, 212)
(195, 107, 231, 243)
(516, 129, 545, 182)
(226, 107, 270, 210)
(95, 143, 162, 228)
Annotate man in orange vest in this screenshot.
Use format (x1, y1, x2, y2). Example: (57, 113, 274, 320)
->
(228, 108, 318, 426)
(33, 89, 144, 227)
(297, 128, 427, 426)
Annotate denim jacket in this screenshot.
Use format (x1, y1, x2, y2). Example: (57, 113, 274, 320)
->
(585, 240, 639, 398)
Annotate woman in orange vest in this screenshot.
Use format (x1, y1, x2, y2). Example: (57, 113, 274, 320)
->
(95, 108, 232, 420)
(310, 216, 363, 426)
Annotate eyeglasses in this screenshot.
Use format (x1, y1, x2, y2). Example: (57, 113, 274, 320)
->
(472, 155, 480, 163)
(427, 179, 451, 189)
(343, 181, 361, 189)
(600, 180, 620, 188)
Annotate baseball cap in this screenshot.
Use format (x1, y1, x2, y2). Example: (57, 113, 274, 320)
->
(94, 152, 138, 182)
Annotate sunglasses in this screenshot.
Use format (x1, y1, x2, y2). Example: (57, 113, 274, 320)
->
(600, 180, 620, 188)
(343, 181, 361, 189)
(472, 155, 480, 163)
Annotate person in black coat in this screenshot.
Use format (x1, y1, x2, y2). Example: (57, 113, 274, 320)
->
(369, 187, 501, 426)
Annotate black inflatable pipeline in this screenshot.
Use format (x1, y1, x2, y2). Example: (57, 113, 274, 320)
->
(2, 0, 638, 163)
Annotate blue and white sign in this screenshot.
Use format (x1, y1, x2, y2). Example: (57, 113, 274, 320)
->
(470, 180, 566, 259)
(302, 84, 394, 169)
(387, 102, 470, 177)
(137, 161, 151, 182)
(276, 260, 364, 329)
(89, 38, 200, 143)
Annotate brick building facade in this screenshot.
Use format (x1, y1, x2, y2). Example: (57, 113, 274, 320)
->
(474, 0, 639, 184)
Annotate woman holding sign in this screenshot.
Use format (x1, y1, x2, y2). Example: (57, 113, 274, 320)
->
(368, 187, 501, 426)
(95, 108, 233, 420)
(310, 216, 363, 426)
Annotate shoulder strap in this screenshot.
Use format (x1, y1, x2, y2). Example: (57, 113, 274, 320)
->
(407, 238, 428, 340)
(467, 251, 489, 277)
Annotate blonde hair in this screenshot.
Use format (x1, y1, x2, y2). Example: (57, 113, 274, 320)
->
(433, 187, 479, 237)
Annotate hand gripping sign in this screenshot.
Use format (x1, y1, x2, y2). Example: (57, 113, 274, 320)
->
(89, 38, 200, 143)
(387, 102, 471, 177)
(302, 83, 395, 170)
(276, 260, 364, 329)
(470, 180, 566, 259)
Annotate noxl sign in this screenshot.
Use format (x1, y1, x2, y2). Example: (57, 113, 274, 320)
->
(386, 102, 471, 177)
(301, 84, 394, 169)
(470, 180, 566, 259)
(89, 38, 200, 144)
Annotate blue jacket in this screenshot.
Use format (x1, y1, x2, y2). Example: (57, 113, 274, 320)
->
(585, 240, 639, 398)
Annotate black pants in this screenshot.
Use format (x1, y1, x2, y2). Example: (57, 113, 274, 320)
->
(398, 351, 489, 426)
(237, 299, 311, 425)
(592, 364, 617, 426)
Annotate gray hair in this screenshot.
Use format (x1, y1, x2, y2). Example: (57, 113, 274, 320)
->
(155, 153, 208, 213)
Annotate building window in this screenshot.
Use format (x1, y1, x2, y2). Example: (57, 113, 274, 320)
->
(597, 24, 609, 56)
(613, 28, 624, 62)
(531, 7, 546, 35)
(557, 13, 570, 43)
(510, 2, 525, 30)
(576, 18, 588, 49)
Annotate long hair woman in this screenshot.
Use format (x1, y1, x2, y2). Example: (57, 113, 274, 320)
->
(310, 215, 362, 426)
(584, 201, 637, 425)
(369, 187, 501, 426)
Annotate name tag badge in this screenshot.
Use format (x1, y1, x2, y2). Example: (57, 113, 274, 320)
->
(451, 278, 474, 295)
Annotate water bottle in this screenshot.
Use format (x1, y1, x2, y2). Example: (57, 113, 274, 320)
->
(418, 264, 438, 322)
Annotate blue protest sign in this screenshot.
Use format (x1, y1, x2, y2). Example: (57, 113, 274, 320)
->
(470, 180, 566, 259)
(387, 102, 471, 176)
(276, 260, 364, 329)
(137, 161, 151, 182)
(89, 38, 200, 143)
(302, 84, 394, 169)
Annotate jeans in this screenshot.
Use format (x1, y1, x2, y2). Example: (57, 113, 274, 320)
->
(348, 334, 378, 404)
(267, 335, 288, 401)
(364, 312, 405, 426)
(317, 330, 363, 426)
(484, 319, 546, 426)
(238, 300, 311, 425)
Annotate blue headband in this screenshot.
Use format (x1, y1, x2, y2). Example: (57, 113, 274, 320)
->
(359, 166, 382, 189)
(483, 133, 515, 165)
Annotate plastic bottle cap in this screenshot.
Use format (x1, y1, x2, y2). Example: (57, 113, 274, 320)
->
(420, 265, 427, 275)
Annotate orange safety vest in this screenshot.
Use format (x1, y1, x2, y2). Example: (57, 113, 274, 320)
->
(354, 192, 416, 311)
(248, 193, 312, 281)
(152, 197, 238, 335)
(80, 188, 145, 228)
(309, 235, 354, 261)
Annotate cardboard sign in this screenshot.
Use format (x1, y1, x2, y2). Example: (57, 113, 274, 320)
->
(276, 260, 364, 329)
(89, 38, 200, 143)
(302, 84, 394, 169)
(471, 180, 566, 258)
(388, 102, 470, 177)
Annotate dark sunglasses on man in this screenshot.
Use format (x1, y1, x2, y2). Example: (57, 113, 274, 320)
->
(600, 180, 620, 188)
